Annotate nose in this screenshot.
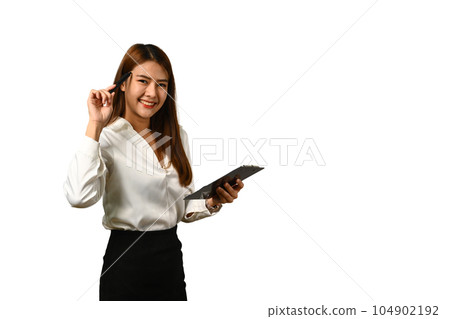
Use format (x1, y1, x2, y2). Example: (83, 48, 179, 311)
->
(144, 81, 158, 98)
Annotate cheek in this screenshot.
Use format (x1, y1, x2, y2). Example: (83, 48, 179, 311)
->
(159, 91, 168, 102)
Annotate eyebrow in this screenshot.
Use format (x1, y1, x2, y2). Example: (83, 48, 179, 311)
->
(136, 74, 168, 82)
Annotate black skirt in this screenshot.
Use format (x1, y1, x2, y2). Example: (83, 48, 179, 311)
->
(99, 224, 187, 301)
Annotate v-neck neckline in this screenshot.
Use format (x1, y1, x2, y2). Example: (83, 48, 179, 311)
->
(116, 116, 171, 171)
(135, 131, 170, 170)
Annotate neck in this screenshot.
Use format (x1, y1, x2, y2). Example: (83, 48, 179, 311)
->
(123, 112, 150, 134)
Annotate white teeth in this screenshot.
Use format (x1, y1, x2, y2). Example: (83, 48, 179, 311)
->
(140, 100, 156, 106)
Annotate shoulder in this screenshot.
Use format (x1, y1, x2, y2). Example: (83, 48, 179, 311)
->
(98, 127, 115, 151)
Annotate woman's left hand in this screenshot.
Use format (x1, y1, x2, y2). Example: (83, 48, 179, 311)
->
(207, 179, 244, 207)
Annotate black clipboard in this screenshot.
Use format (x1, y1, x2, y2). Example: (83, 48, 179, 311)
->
(183, 165, 264, 200)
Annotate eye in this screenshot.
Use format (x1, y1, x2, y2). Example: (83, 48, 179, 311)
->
(138, 80, 166, 88)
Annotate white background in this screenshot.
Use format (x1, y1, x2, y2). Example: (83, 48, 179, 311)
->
(1, 0, 449, 318)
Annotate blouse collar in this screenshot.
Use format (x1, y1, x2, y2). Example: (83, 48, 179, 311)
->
(107, 116, 185, 138)
(107, 116, 133, 132)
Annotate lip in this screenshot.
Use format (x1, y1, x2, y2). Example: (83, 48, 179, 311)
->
(139, 99, 157, 109)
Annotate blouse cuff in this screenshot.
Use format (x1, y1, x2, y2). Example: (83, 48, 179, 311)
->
(184, 199, 220, 221)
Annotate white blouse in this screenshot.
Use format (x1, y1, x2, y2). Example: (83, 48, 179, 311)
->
(63, 116, 220, 231)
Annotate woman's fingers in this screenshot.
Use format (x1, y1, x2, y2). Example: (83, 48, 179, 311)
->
(224, 183, 238, 198)
(217, 179, 245, 203)
(233, 179, 244, 190)
(216, 180, 244, 203)
(216, 188, 232, 203)
(90, 84, 116, 106)
(99, 89, 113, 105)
(109, 92, 115, 105)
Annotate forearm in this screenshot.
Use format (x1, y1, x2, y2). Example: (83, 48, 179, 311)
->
(85, 121, 104, 142)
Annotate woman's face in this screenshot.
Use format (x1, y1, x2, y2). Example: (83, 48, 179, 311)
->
(121, 60, 169, 122)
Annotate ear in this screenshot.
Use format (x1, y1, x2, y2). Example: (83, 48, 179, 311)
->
(121, 71, 132, 92)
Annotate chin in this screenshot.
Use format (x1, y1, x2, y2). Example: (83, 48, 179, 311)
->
(137, 110, 153, 119)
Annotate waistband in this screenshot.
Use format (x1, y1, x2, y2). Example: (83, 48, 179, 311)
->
(109, 224, 178, 240)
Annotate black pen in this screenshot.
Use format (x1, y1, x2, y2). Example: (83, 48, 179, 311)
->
(109, 71, 132, 93)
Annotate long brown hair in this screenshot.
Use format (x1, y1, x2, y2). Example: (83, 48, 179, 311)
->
(106, 43, 192, 187)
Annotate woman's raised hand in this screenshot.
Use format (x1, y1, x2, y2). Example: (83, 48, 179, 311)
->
(87, 84, 116, 127)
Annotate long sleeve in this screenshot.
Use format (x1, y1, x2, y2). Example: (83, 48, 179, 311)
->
(63, 134, 113, 208)
(179, 127, 222, 223)
(182, 179, 219, 223)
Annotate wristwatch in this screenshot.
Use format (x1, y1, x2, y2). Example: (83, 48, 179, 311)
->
(206, 200, 222, 213)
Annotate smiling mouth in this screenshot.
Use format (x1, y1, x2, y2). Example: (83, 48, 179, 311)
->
(139, 99, 157, 108)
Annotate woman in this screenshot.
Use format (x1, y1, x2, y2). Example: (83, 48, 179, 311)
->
(63, 43, 244, 301)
